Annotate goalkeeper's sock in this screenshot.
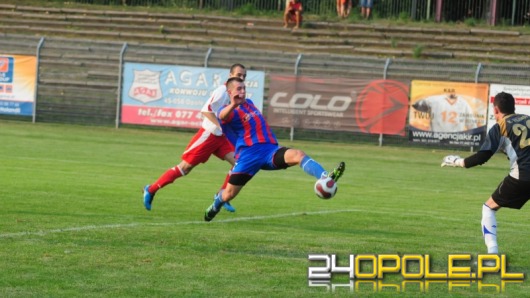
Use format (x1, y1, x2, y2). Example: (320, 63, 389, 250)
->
(300, 155, 325, 179)
(149, 166, 185, 194)
(482, 204, 499, 254)
(213, 192, 225, 211)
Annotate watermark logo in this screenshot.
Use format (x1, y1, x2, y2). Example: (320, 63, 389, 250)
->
(308, 254, 524, 293)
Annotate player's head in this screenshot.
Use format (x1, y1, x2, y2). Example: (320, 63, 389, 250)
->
(229, 63, 246, 81)
(226, 77, 243, 88)
(494, 92, 515, 115)
(226, 77, 246, 101)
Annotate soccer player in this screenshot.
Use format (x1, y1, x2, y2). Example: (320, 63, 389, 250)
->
(204, 77, 346, 221)
(142, 64, 247, 212)
(441, 92, 530, 255)
(412, 92, 478, 132)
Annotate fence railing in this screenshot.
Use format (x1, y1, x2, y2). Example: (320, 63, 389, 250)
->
(56, 0, 530, 25)
(2, 33, 530, 148)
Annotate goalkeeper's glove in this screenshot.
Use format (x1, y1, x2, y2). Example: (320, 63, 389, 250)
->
(441, 155, 464, 167)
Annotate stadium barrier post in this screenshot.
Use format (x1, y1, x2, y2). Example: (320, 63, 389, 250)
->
(115, 42, 128, 129)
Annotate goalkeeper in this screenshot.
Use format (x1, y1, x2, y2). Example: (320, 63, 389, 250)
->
(441, 92, 530, 255)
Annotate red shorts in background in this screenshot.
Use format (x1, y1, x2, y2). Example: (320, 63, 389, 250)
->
(287, 2, 303, 23)
(181, 128, 234, 166)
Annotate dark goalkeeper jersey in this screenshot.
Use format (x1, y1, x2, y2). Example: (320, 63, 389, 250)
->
(467, 114, 530, 181)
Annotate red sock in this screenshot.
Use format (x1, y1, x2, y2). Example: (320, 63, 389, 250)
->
(219, 172, 230, 191)
(148, 166, 184, 194)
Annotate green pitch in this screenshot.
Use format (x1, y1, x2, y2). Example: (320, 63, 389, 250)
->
(0, 120, 528, 297)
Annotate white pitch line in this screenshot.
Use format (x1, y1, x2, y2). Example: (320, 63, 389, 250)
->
(0, 209, 362, 238)
(3, 208, 527, 239)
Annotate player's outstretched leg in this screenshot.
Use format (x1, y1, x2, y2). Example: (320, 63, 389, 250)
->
(205, 193, 225, 222)
(328, 162, 345, 182)
(143, 185, 155, 211)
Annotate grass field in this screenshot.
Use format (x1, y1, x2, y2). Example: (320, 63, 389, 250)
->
(1, 120, 528, 297)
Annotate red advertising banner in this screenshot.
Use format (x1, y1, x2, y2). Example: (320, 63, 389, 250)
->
(266, 75, 410, 136)
(120, 106, 202, 127)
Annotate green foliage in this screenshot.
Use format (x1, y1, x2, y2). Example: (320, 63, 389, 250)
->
(234, 3, 256, 16)
(1, 120, 529, 296)
(498, 18, 513, 27)
(347, 10, 363, 23)
(413, 43, 424, 58)
(464, 17, 477, 27)
(391, 37, 398, 48)
(399, 11, 409, 22)
(317, 0, 335, 16)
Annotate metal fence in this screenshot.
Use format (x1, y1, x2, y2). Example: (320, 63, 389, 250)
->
(2, 33, 530, 148)
(58, 0, 530, 25)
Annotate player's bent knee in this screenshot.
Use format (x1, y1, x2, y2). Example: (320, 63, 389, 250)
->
(178, 161, 194, 174)
(281, 148, 305, 166)
(181, 165, 193, 174)
(273, 147, 290, 169)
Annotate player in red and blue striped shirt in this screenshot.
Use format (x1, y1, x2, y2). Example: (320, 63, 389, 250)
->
(221, 97, 277, 152)
(204, 77, 346, 221)
(142, 64, 246, 213)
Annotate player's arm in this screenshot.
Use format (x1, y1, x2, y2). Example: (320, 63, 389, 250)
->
(218, 92, 244, 121)
(441, 151, 494, 168)
(441, 124, 501, 168)
(218, 102, 238, 121)
(201, 111, 221, 128)
(201, 86, 227, 128)
(218, 80, 246, 121)
(462, 151, 494, 167)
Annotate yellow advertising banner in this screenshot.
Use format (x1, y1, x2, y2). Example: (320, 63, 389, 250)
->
(408, 80, 489, 147)
(0, 55, 37, 116)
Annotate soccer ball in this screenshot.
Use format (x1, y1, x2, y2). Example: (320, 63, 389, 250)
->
(314, 177, 338, 199)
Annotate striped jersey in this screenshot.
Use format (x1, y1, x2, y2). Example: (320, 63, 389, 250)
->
(217, 99, 277, 152)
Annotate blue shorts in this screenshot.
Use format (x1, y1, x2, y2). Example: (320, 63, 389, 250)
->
(360, 0, 373, 8)
(232, 143, 282, 177)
